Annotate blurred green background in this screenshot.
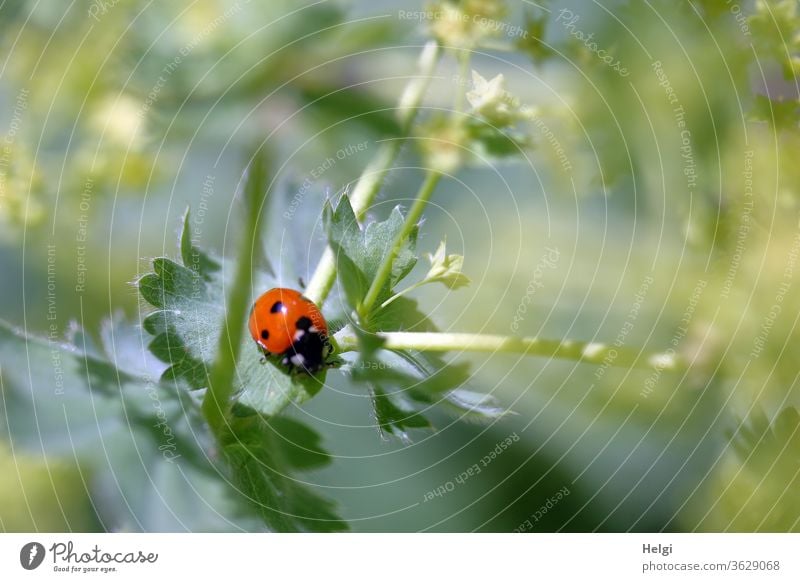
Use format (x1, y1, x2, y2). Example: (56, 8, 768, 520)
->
(1, 0, 799, 532)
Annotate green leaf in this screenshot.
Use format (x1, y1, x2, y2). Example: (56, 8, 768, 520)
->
(327, 239, 370, 313)
(339, 292, 509, 434)
(325, 196, 419, 310)
(1, 317, 345, 532)
(345, 325, 430, 441)
(0, 321, 141, 456)
(372, 296, 440, 332)
(135, 153, 347, 531)
(138, 212, 322, 415)
(403, 359, 473, 397)
(269, 416, 332, 471)
(369, 385, 431, 443)
(371, 208, 419, 287)
(221, 413, 347, 532)
(394, 349, 508, 422)
(180, 208, 221, 280)
(439, 387, 509, 421)
(136, 155, 345, 531)
(0, 319, 265, 532)
(325, 195, 361, 269)
(341, 321, 507, 437)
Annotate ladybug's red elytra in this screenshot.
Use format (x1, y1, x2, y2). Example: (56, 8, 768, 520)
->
(248, 287, 330, 374)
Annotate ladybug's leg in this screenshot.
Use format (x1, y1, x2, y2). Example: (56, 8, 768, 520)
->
(280, 352, 294, 374)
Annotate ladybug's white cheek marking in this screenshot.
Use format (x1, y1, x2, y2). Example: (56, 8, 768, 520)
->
(290, 353, 306, 367)
(293, 329, 306, 341)
(309, 325, 319, 333)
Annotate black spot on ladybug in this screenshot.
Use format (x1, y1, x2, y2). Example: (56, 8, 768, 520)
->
(295, 316, 312, 331)
(261, 329, 270, 340)
(270, 301, 284, 313)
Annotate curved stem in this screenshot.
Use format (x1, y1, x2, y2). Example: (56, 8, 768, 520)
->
(202, 152, 268, 435)
(380, 279, 428, 309)
(304, 41, 442, 305)
(334, 328, 682, 372)
(358, 52, 467, 319)
(359, 170, 441, 318)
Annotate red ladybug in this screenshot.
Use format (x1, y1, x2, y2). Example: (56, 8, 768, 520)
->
(248, 287, 330, 374)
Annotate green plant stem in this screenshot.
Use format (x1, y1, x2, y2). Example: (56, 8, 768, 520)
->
(334, 328, 683, 371)
(359, 51, 468, 319)
(304, 41, 442, 305)
(202, 154, 267, 436)
(359, 170, 441, 318)
(380, 279, 429, 309)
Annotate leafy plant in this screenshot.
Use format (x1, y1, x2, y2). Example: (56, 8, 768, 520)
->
(128, 36, 681, 530)
(3, 0, 799, 533)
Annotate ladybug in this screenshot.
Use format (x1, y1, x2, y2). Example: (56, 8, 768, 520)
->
(248, 287, 331, 374)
